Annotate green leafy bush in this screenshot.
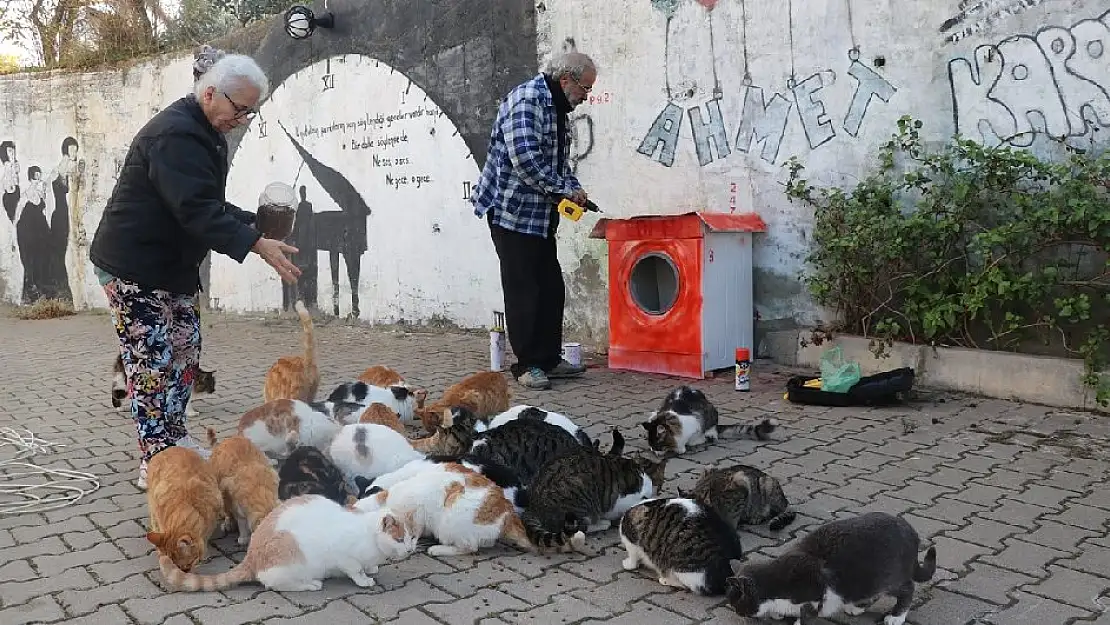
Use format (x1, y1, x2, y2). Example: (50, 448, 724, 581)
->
(784, 116, 1110, 406)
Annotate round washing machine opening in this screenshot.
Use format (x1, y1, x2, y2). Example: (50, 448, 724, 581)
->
(628, 252, 680, 315)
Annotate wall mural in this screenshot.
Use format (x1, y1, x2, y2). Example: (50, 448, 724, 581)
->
(0, 136, 82, 304)
(211, 54, 497, 327)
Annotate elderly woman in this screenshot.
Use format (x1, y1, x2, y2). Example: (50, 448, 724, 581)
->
(90, 53, 300, 489)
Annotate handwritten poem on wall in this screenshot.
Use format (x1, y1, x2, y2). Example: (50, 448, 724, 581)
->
(292, 104, 446, 190)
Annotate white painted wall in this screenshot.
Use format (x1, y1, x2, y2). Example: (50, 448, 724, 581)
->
(538, 0, 1110, 329)
(213, 54, 498, 328)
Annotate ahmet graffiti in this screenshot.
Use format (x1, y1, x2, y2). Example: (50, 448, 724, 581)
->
(636, 0, 898, 167)
(948, 8, 1110, 147)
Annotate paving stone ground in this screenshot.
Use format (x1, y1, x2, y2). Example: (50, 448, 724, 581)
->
(1, 309, 1109, 624)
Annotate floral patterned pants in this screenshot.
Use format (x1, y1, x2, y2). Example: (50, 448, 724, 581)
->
(103, 277, 201, 461)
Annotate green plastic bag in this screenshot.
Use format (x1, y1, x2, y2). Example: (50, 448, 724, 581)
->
(819, 346, 861, 393)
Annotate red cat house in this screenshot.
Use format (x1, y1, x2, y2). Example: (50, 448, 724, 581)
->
(588, 211, 766, 379)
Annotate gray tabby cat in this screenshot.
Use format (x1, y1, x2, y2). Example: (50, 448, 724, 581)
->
(685, 464, 796, 532)
(618, 497, 744, 595)
(468, 417, 595, 487)
(522, 429, 667, 551)
(642, 385, 777, 456)
(725, 512, 936, 625)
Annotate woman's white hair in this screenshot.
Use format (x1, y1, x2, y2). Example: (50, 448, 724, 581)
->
(545, 52, 596, 81)
(194, 54, 270, 101)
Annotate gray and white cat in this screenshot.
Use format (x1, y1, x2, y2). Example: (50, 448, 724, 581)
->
(685, 464, 796, 532)
(468, 417, 594, 487)
(642, 385, 777, 456)
(618, 497, 745, 595)
(521, 430, 667, 551)
(725, 512, 937, 625)
(111, 354, 215, 417)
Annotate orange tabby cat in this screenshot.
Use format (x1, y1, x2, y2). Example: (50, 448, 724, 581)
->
(262, 300, 319, 403)
(415, 371, 510, 432)
(206, 429, 281, 545)
(357, 365, 406, 387)
(146, 446, 224, 572)
(358, 402, 406, 435)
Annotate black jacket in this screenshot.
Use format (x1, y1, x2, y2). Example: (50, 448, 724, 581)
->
(90, 94, 260, 294)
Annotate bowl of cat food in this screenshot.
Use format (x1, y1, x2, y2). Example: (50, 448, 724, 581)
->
(255, 181, 297, 241)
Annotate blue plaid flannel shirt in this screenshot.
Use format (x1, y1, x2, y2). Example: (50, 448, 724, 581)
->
(470, 74, 581, 238)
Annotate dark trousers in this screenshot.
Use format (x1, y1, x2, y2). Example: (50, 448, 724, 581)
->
(489, 221, 565, 377)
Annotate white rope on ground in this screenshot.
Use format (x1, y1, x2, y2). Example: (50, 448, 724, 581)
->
(0, 426, 101, 515)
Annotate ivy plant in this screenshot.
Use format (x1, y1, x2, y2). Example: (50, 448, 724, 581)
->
(784, 116, 1110, 407)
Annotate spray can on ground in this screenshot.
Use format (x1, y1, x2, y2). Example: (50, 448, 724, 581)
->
(490, 311, 506, 371)
(735, 347, 751, 391)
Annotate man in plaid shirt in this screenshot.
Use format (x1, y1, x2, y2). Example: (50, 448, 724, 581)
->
(471, 52, 597, 390)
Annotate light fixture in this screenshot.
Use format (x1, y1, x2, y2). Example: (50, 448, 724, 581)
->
(284, 5, 335, 40)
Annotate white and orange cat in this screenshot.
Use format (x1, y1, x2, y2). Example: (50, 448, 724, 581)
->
(415, 371, 511, 432)
(206, 429, 280, 545)
(358, 365, 406, 387)
(158, 494, 419, 591)
(356, 462, 584, 556)
(145, 446, 224, 572)
(237, 399, 344, 459)
(262, 301, 320, 403)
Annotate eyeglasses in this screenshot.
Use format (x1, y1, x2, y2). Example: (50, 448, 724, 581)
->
(570, 76, 593, 93)
(223, 93, 257, 120)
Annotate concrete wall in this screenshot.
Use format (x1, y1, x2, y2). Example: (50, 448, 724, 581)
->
(0, 0, 1107, 348)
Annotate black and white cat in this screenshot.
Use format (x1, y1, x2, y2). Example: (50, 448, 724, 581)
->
(467, 417, 593, 487)
(725, 512, 936, 625)
(479, 405, 594, 447)
(326, 381, 418, 424)
(618, 497, 745, 595)
(642, 385, 777, 455)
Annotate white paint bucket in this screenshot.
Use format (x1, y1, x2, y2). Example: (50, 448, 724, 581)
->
(561, 342, 583, 367)
(490, 330, 506, 371)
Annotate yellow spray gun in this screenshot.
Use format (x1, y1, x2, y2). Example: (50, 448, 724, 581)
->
(556, 196, 603, 222)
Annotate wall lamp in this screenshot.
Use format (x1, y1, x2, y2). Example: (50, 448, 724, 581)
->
(284, 5, 335, 40)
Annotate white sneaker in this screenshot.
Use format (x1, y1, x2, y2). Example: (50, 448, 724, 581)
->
(173, 435, 212, 459)
(137, 459, 148, 490)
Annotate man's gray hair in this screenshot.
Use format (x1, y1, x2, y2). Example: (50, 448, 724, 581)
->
(545, 52, 596, 81)
(194, 54, 270, 101)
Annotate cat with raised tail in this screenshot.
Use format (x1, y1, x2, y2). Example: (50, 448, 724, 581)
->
(159, 494, 418, 592)
(642, 385, 777, 456)
(725, 512, 937, 625)
(262, 301, 320, 403)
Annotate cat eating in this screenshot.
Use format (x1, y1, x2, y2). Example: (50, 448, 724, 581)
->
(642, 385, 778, 456)
(725, 511, 937, 625)
(480, 405, 593, 447)
(327, 381, 422, 424)
(467, 417, 591, 487)
(205, 429, 280, 545)
(236, 398, 344, 460)
(686, 464, 796, 532)
(277, 445, 358, 506)
(145, 447, 224, 573)
(414, 370, 510, 432)
(158, 494, 419, 591)
(618, 497, 745, 595)
(328, 423, 425, 489)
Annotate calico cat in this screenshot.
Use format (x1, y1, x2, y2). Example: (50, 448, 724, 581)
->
(725, 512, 937, 625)
(111, 355, 215, 412)
(277, 445, 357, 506)
(205, 429, 280, 545)
(408, 406, 484, 455)
(642, 385, 778, 456)
(467, 417, 590, 487)
(327, 381, 422, 424)
(262, 301, 320, 403)
(481, 405, 593, 447)
(328, 423, 425, 489)
(359, 402, 406, 435)
(236, 399, 344, 459)
(522, 436, 668, 550)
(687, 464, 796, 532)
(159, 494, 419, 591)
(145, 446, 224, 572)
(619, 497, 745, 595)
(415, 371, 510, 432)
(356, 462, 583, 556)
(357, 364, 406, 387)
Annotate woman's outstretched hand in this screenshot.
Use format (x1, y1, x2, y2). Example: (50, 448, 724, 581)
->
(252, 237, 302, 284)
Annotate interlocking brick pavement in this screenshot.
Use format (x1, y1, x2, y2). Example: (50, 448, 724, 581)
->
(1, 310, 1109, 624)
